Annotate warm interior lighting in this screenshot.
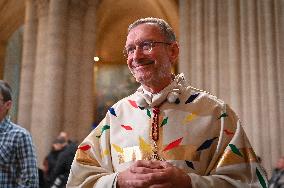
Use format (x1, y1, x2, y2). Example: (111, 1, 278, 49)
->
(94, 56, 100, 62)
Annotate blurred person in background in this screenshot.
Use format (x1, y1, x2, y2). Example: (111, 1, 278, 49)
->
(269, 156, 284, 188)
(43, 136, 68, 187)
(48, 133, 77, 188)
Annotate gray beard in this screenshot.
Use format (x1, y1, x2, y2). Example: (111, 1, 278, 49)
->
(130, 62, 172, 86)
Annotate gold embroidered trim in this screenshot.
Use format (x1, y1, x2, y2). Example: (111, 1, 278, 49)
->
(76, 150, 100, 166)
(118, 144, 200, 164)
(216, 147, 257, 168)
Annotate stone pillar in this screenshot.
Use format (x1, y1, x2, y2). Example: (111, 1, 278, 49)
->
(18, 0, 38, 130)
(76, 0, 96, 141)
(63, 0, 86, 138)
(30, 0, 49, 167)
(40, 0, 68, 162)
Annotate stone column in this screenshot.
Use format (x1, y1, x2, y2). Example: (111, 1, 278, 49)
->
(30, 0, 49, 167)
(63, 0, 86, 137)
(76, 0, 96, 141)
(18, 0, 38, 130)
(39, 0, 68, 163)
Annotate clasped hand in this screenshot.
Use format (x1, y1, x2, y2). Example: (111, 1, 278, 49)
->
(117, 160, 191, 188)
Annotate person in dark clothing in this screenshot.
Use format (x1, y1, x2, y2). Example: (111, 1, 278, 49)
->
(38, 168, 46, 188)
(269, 156, 284, 188)
(49, 141, 78, 188)
(44, 137, 68, 187)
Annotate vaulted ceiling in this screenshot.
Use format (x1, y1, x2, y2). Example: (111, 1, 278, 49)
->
(0, 0, 25, 44)
(0, 0, 25, 78)
(96, 0, 179, 64)
(0, 0, 179, 76)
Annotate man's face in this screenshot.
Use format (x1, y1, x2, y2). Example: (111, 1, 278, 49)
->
(125, 23, 177, 86)
(276, 157, 284, 169)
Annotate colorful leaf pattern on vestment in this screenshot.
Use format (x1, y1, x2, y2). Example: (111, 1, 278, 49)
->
(185, 93, 199, 104)
(218, 112, 228, 119)
(224, 129, 234, 136)
(109, 107, 117, 117)
(256, 167, 267, 188)
(112, 144, 123, 154)
(121, 124, 133, 130)
(139, 137, 152, 153)
(128, 100, 138, 108)
(147, 109, 151, 118)
(163, 137, 183, 152)
(160, 117, 168, 127)
(196, 137, 218, 151)
(101, 149, 110, 158)
(229, 144, 243, 157)
(96, 125, 110, 138)
(78, 144, 91, 151)
(183, 113, 197, 125)
(185, 160, 195, 169)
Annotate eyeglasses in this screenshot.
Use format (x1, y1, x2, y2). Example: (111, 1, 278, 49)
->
(123, 41, 171, 58)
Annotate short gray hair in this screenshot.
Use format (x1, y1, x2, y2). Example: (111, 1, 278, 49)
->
(128, 17, 176, 42)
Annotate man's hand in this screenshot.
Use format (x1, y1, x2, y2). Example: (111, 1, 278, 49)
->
(117, 160, 191, 188)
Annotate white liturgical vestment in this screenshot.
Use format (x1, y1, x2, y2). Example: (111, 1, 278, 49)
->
(67, 74, 267, 188)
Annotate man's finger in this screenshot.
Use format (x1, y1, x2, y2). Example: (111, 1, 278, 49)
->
(125, 179, 152, 188)
(130, 166, 164, 174)
(133, 160, 165, 169)
(159, 161, 173, 168)
(135, 171, 170, 183)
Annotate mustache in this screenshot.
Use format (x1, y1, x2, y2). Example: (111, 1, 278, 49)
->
(134, 59, 155, 66)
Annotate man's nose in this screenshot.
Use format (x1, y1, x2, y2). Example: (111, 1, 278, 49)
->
(132, 47, 145, 60)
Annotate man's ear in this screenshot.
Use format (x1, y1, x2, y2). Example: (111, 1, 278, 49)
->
(5, 100, 12, 110)
(168, 42, 179, 65)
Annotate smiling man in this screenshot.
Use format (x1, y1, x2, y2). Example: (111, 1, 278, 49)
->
(67, 17, 267, 188)
(125, 22, 178, 94)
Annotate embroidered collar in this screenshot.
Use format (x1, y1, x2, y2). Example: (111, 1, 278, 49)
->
(136, 73, 186, 107)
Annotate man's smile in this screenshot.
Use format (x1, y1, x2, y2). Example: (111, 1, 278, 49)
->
(133, 60, 155, 68)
